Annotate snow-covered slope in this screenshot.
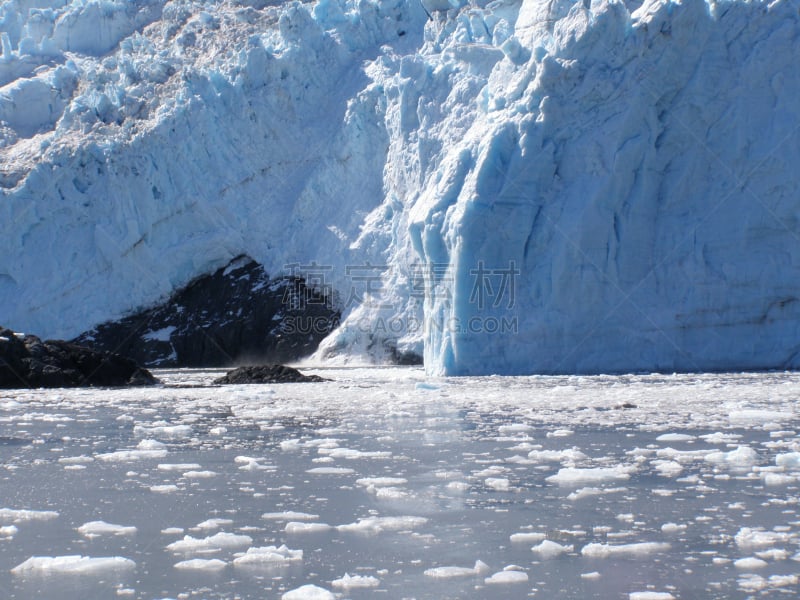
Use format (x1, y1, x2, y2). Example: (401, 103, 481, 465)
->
(1, 0, 799, 374)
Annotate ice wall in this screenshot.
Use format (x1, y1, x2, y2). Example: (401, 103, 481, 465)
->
(1, 0, 799, 374)
(408, 0, 800, 374)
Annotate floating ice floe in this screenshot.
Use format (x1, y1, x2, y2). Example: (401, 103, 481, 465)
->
(262, 511, 319, 521)
(510, 532, 546, 544)
(735, 527, 795, 550)
(0, 508, 59, 523)
(183, 470, 217, 478)
(660, 523, 687, 534)
(775, 452, 800, 469)
(133, 423, 192, 439)
(485, 568, 529, 584)
(331, 573, 380, 588)
(194, 518, 234, 530)
(166, 532, 253, 554)
(581, 542, 671, 558)
(629, 593, 675, 600)
(77, 521, 137, 537)
(525, 448, 587, 463)
(150, 484, 179, 493)
(0, 525, 18, 538)
(547, 466, 635, 485)
(305, 467, 355, 475)
(485, 477, 510, 491)
(285, 522, 333, 534)
(705, 446, 759, 469)
(318, 447, 391, 459)
(174, 558, 227, 571)
(733, 557, 768, 570)
(531, 540, 573, 559)
(566, 487, 627, 501)
(424, 560, 490, 578)
(233, 545, 303, 566)
(355, 477, 408, 487)
(337, 516, 428, 534)
(281, 584, 335, 599)
(11, 555, 135, 576)
(738, 574, 800, 592)
(97, 440, 168, 462)
(655, 433, 696, 442)
(158, 463, 202, 471)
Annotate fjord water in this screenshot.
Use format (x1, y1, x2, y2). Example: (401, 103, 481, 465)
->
(1, 368, 799, 599)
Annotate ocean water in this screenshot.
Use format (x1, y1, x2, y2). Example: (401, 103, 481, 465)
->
(1, 367, 799, 599)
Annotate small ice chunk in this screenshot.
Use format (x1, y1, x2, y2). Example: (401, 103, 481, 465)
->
(305, 467, 355, 475)
(194, 518, 233, 530)
(629, 593, 675, 600)
(485, 477, 510, 490)
(775, 452, 800, 469)
(11, 556, 135, 575)
(660, 523, 687, 534)
(485, 570, 528, 584)
(161, 527, 184, 535)
(262, 511, 319, 521)
(733, 557, 768, 570)
(547, 466, 634, 485)
(150, 484, 179, 493)
(183, 470, 217, 478)
(531, 540, 573, 559)
(97, 440, 167, 462)
(510, 532, 546, 544)
(581, 542, 670, 558)
(705, 446, 759, 468)
(567, 487, 627, 501)
(655, 433, 696, 442)
(762, 472, 795, 486)
(447, 481, 469, 491)
(133, 424, 192, 439)
(735, 527, 793, 549)
(526, 448, 587, 463)
(547, 429, 574, 437)
(233, 545, 302, 566)
(158, 463, 202, 471)
(285, 522, 333, 534)
(581, 571, 601, 579)
(320, 448, 391, 459)
(337, 516, 427, 534)
(424, 560, 490, 578)
(166, 532, 253, 554)
(755, 548, 788, 561)
(0, 508, 59, 523)
(0, 525, 18, 537)
(174, 558, 227, 571)
(77, 521, 137, 537)
(355, 477, 407, 487)
(281, 584, 335, 599)
(331, 573, 380, 588)
(58, 456, 94, 464)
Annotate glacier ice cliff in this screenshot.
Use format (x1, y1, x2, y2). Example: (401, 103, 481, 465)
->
(0, 0, 799, 374)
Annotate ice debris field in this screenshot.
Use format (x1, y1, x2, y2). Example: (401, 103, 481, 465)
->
(1, 367, 800, 598)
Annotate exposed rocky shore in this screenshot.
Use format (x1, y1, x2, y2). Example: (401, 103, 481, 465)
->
(0, 327, 157, 389)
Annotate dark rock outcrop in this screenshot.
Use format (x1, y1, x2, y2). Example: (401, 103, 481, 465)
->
(214, 364, 327, 384)
(0, 327, 158, 389)
(74, 256, 340, 368)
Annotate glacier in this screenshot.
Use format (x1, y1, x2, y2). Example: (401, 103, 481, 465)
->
(0, 0, 799, 375)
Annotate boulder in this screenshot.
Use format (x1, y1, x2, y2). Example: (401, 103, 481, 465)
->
(0, 327, 158, 389)
(214, 365, 326, 384)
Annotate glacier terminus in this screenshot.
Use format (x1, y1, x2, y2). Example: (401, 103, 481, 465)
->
(0, 0, 799, 375)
